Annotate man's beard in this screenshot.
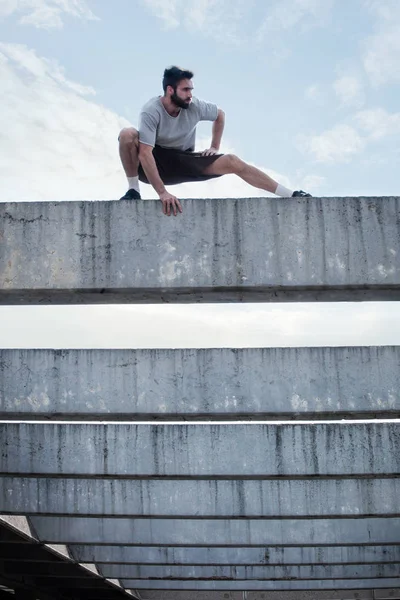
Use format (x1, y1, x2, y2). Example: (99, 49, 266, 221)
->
(171, 91, 190, 109)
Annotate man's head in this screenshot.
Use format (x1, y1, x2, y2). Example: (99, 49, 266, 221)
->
(162, 66, 194, 109)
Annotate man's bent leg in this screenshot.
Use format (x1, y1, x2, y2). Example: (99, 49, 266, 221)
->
(119, 127, 139, 176)
(118, 127, 141, 200)
(203, 154, 309, 197)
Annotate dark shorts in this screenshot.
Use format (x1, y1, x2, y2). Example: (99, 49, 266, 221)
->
(138, 145, 223, 186)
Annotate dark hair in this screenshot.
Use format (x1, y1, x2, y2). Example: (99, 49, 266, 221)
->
(162, 66, 194, 93)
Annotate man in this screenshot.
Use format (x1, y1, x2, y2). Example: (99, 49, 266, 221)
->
(118, 66, 311, 216)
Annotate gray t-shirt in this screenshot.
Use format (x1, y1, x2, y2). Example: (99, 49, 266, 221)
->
(138, 96, 218, 151)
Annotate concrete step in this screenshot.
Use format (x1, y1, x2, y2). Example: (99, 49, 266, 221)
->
(29, 515, 400, 546)
(2, 422, 398, 477)
(97, 563, 400, 580)
(1, 347, 399, 419)
(2, 477, 399, 518)
(1, 197, 400, 304)
(105, 578, 400, 591)
(70, 544, 400, 567)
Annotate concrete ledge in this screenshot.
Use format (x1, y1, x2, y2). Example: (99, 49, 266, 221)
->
(2, 423, 399, 476)
(29, 515, 400, 546)
(2, 477, 400, 518)
(1, 197, 400, 304)
(115, 579, 400, 591)
(1, 347, 399, 419)
(70, 544, 400, 566)
(138, 592, 400, 600)
(99, 563, 400, 579)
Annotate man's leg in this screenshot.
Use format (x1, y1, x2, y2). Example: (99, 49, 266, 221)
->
(118, 127, 141, 200)
(203, 154, 309, 197)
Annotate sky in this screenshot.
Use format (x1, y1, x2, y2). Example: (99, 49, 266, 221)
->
(0, 0, 400, 349)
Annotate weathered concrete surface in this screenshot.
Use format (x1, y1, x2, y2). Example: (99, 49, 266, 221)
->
(71, 544, 400, 566)
(121, 579, 400, 591)
(257, 593, 400, 600)
(99, 563, 400, 579)
(1, 197, 400, 304)
(3, 477, 400, 518)
(2, 423, 399, 476)
(139, 592, 400, 600)
(29, 516, 400, 546)
(1, 347, 399, 419)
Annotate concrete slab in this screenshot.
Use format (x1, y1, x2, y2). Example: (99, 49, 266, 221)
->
(98, 563, 400, 579)
(29, 516, 400, 546)
(373, 592, 400, 599)
(0, 422, 400, 478)
(139, 592, 400, 600)
(2, 477, 400, 518)
(137, 595, 244, 600)
(1, 422, 399, 477)
(122, 579, 400, 591)
(70, 544, 400, 566)
(1, 197, 400, 304)
(1, 347, 399, 419)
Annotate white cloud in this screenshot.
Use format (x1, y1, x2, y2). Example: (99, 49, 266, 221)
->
(0, 0, 98, 29)
(253, 0, 335, 66)
(1, 42, 95, 95)
(141, 0, 180, 29)
(298, 124, 365, 164)
(0, 43, 129, 202)
(362, 0, 400, 87)
(363, 30, 400, 87)
(142, 0, 333, 47)
(298, 106, 400, 167)
(354, 108, 400, 141)
(304, 84, 324, 103)
(333, 75, 365, 109)
(0, 0, 17, 19)
(363, 0, 400, 23)
(256, 0, 334, 40)
(299, 174, 326, 193)
(141, 0, 248, 44)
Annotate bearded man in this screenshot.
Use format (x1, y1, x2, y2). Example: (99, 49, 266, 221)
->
(118, 66, 311, 216)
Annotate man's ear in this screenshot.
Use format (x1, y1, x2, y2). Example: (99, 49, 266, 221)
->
(166, 85, 174, 96)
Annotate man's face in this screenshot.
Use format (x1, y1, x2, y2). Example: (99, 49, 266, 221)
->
(170, 79, 193, 109)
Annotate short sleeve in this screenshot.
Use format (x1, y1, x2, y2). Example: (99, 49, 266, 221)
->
(138, 111, 159, 146)
(195, 98, 218, 122)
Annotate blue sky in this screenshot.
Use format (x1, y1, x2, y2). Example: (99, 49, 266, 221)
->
(1, 0, 400, 348)
(1, 0, 400, 201)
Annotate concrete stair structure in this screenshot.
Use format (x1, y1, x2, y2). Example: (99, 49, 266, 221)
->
(0, 197, 399, 599)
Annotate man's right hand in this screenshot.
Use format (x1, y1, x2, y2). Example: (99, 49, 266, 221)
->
(159, 190, 183, 217)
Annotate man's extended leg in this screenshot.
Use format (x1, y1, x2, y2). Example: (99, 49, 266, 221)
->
(203, 154, 310, 197)
(118, 127, 141, 200)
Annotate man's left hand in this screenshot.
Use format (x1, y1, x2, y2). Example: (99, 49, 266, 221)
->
(202, 147, 219, 156)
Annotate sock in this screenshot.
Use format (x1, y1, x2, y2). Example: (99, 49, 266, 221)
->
(127, 176, 140, 192)
(275, 184, 294, 197)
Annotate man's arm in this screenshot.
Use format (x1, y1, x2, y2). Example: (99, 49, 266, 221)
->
(139, 143, 182, 216)
(203, 109, 225, 156)
(138, 144, 166, 196)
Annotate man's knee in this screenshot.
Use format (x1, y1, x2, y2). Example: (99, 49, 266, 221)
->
(224, 153, 244, 174)
(118, 127, 139, 145)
